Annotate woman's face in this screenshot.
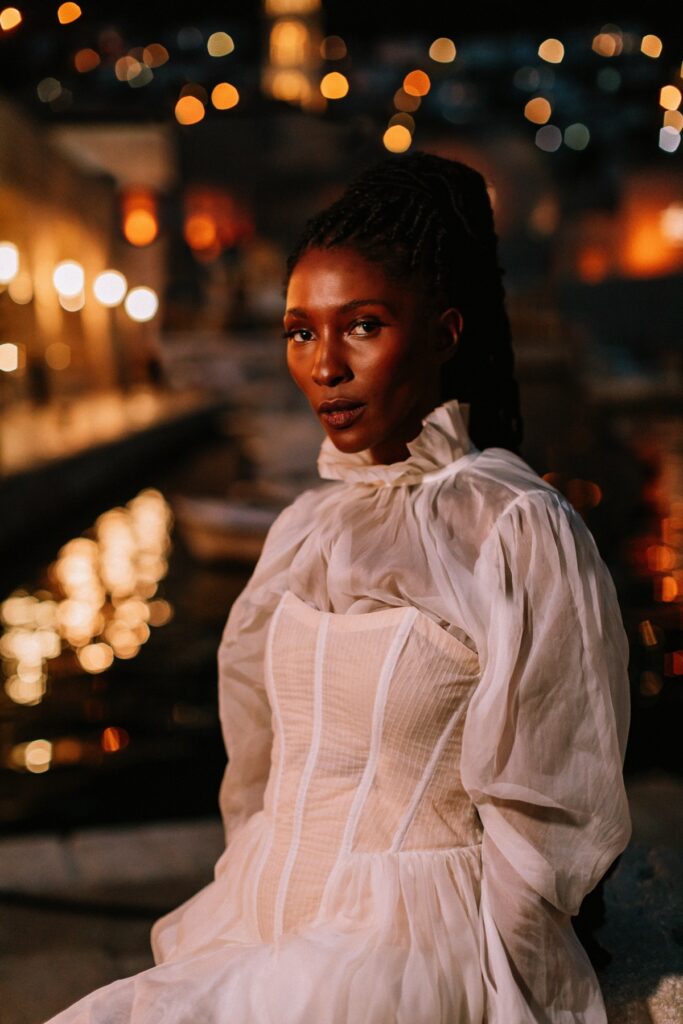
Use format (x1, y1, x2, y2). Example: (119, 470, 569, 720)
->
(283, 245, 462, 465)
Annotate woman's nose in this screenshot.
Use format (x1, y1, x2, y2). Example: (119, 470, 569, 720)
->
(311, 337, 351, 387)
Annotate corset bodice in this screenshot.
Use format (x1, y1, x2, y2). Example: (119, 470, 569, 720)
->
(253, 590, 483, 940)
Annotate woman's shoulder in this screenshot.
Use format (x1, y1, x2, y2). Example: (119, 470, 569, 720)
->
(450, 444, 574, 538)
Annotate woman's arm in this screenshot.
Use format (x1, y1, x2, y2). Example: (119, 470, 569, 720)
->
(462, 487, 631, 1022)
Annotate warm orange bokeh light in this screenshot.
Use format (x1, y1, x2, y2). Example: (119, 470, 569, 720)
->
(383, 124, 412, 153)
(592, 33, 621, 57)
(320, 71, 349, 99)
(121, 187, 159, 247)
(74, 48, 100, 72)
(123, 209, 157, 246)
(577, 246, 610, 283)
(269, 69, 311, 104)
(524, 97, 552, 124)
(175, 95, 205, 125)
(0, 6, 21, 30)
(143, 43, 169, 67)
(646, 544, 677, 572)
(660, 85, 682, 111)
(538, 38, 564, 63)
(655, 576, 679, 602)
(183, 185, 254, 258)
(394, 88, 420, 113)
(641, 34, 663, 59)
(270, 19, 309, 66)
(403, 70, 431, 97)
(101, 726, 130, 753)
(57, 2, 81, 25)
(184, 214, 218, 250)
(623, 217, 672, 276)
(565, 479, 602, 510)
(211, 82, 240, 109)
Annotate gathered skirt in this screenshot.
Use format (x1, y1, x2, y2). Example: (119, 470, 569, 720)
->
(44, 811, 486, 1024)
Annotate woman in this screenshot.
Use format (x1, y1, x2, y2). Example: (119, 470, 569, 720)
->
(45, 152, 631, 1023)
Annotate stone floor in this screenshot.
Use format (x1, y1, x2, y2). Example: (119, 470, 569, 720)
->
(0, 771, 680, 1024)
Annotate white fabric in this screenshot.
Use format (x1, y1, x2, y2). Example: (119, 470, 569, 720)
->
(44, 398, 631, 1024)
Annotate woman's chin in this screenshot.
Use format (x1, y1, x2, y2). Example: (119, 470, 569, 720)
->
(324, 429, 371, 454)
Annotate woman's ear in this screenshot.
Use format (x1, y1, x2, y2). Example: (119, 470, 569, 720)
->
(435, 307, 463, 364)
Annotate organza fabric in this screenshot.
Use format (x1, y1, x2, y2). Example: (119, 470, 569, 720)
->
(44, 398, 631, 1024)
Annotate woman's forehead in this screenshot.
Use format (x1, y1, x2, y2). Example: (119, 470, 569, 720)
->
(286, 245, 424, 307)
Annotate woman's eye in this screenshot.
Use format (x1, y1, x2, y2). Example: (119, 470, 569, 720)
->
(282, 328, 313, 344)
(349, 319, 384, 336)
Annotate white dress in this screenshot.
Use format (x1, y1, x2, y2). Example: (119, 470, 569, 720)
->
(45, 398, 632, 1024)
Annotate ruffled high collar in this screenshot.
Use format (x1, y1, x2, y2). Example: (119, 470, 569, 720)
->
(317, 399, 477, 487)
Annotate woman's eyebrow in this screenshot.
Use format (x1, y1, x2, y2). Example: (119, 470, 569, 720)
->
(285, 299, 396, 317)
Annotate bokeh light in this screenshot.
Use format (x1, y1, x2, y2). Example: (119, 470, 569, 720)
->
(535, 124, 563, 152)
(394, 88, 420, 113)
(0, 6, 21, 30)
(58, 290, 85, 312)
(564, 123, 590, 150)
(664, 110, 683, 132)
(207, 31, 234, 57)
(641, 34, 663, 58)
(0, 241, 19, 282)
(124, 286, 159, 322)
(175, 95, 205, 125)
(36, 77, 61, 102)
(142, 43, 169, 67)
(78, 642, 114, 673)
(383, 124, 412, 153)
(0, 342, 19, 372)
(524, 96, 552, 124)
(429, 38, 456, 63)
(102, 726, 129, 752)
(8, 271, 32, 304)
(52, 260, 84, 298)
(74, 48, 100, 72)
(121, 188, 158, 246)
(93, 270, 127, 307)
(659, 127, 680, 153)
(660, 85, 682, 111)
(45, 341, 71, 370)
(184, 214, 218, 250)
(538, 38, 564, 63)
(57, 3, 81, 25)
(320, 35, 346, 60)
(320, 72, 348, 100)
(211, 82, 239, 109)
(403, 70, 431, 97)
(388, 112, 415, 134)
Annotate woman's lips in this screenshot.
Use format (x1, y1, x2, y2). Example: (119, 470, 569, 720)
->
(320, 403, 366, 429)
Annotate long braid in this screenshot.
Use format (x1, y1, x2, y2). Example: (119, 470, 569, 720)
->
(284, 151, 524, 455)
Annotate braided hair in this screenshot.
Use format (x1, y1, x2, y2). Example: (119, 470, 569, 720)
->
(283, 151, 524, 455)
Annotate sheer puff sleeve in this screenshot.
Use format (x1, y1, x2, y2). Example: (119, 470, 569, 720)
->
(216, 489, 317, 850)
(461, 487, 632, 1023)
